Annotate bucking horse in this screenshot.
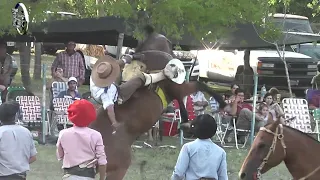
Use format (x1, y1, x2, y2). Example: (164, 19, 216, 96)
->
(89, 25, 227, 180)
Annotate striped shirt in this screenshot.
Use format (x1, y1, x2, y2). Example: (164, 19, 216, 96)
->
(51, 51, 85, 80)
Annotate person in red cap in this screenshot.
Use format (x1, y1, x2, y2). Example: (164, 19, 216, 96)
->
(56, 99, 107, 180)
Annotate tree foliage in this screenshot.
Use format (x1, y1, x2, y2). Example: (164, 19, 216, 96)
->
(0, 0, 319, 41)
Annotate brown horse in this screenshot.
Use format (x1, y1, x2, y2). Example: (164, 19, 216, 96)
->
(89, 27, 226, 180)
(239, 119, 320, 180)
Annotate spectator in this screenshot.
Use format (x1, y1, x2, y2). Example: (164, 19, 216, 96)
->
(190, 91, 208, 115)
(51, 41, 85, 86)
(228, 83, 239, 103)
(47, 67, 68, 89)
(262, 92, 285, 123)
(56, 99, 107, 180)
(0, 101, 37, 180)
(255, 102, 271, 127)
(57, 77, 81, 100)
(224, 88, 265, 142)
(0, 41, 12, 90)
(171, 114, 227, 180)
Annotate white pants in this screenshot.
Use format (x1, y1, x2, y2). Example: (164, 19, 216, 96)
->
(62, 175, 94, 180)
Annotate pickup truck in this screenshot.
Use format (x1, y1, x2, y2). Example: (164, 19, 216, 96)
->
(198, 49, 317, 96)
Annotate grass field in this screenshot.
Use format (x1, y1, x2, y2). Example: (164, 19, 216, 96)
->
(29, 137, 291, 180)
(10, 54, 291, 179)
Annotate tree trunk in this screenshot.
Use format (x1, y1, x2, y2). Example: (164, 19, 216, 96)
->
(275, 44, 293, 97)
(19, 42, 32, 91)
(33, 42, 41, 79)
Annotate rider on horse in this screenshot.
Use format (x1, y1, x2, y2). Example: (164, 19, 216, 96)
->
(90, 55, 186, 133)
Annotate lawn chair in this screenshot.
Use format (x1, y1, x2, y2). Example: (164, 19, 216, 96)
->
(15, 95, 44, 138)
(50, 98, 75, 134)
(161, 100, 181, 137)
(282, 98, 312, 133)
(209, 97, 228, 145)
(5, 86, 27, 102)
(311, 109, 320, 141)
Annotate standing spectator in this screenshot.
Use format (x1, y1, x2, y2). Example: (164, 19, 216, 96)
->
(51, 41, 85, 85)
(190, 91, 208, 115)
(0, 101, 37, 180)
(171, 114, 228, 180)
(57, 77, 81, 100)
(56, 99, 107, 180)
(0, 41, 13, 89)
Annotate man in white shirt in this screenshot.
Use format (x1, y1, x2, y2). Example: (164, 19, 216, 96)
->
(191, 91, 208, 115)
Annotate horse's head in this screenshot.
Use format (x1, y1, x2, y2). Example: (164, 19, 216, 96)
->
(122, 29, 174, 81)
(239, 119, 286, 180)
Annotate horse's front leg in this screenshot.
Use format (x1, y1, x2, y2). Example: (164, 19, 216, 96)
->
(106, 168, 129, 180)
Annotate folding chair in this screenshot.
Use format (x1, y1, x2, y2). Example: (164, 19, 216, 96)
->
(5, 86, 26, 102)
(165, 100, 181, 136)
(15, 96, 44, 138)
(282, 98, 313, 133)
(220, 110, 252, 150)
(311, 109, 320, 141)
(180, 95, 197, 141)
(209, 97, 225, 144)
(51, 98, 75, 132)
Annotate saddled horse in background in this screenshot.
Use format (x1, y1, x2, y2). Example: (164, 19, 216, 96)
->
(89, 26, 227, 180)
(239, 119, 320, 180)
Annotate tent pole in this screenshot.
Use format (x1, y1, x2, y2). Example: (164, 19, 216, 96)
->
(116, 33, 124, 59)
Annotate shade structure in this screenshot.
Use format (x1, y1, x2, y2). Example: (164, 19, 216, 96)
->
(1, 16, 320, 50)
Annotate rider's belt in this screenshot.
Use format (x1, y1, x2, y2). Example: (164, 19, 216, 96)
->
(0, 172, 27, 180)
(63, 166, 95, 178)
(199, 178, 216, 180)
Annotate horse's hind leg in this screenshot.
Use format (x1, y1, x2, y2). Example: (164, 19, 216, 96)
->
(106, 168, 128, 180)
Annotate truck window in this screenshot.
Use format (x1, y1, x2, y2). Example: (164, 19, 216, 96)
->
(299, 45, 320, 59)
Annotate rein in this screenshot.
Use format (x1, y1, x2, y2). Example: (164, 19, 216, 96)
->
(257, 124, 320, 180)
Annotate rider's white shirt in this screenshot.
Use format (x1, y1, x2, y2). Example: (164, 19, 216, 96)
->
(90, 77, 118, 110)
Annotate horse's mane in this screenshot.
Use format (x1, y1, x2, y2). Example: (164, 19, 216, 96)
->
(284, 125, 320, 144)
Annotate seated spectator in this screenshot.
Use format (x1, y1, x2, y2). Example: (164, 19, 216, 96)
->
(224, 88, 266, 142)
(57, 77, 81, 100)
(0, 101, 37, 180)
(47, 67, 68, 89)
(228, 83, 239, 103)
(255, 103, 272, 127)
(171, 114, 227, 180)
(262, 92, 285, 124)
(190, 91, 208, 115)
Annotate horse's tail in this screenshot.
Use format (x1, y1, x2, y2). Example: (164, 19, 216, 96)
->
(139, 160, 147, 180)
(144, 25, 154, 35)
(196, 81, 227, 109)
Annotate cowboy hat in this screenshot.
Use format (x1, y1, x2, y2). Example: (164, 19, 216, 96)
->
(68, 99, 96, 127)
(164, 58, 186, 84)
(91, 55, 120, 88)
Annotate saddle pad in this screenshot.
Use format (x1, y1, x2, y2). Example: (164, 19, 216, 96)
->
(282, 98, 312, 133)
(156, 86, 168, 109)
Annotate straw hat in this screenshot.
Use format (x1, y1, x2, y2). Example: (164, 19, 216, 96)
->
(91, 55, 120, 88)
(165, 59, 186, 84)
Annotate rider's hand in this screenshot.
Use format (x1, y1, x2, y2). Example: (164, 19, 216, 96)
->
(121, 54, 133, 64)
